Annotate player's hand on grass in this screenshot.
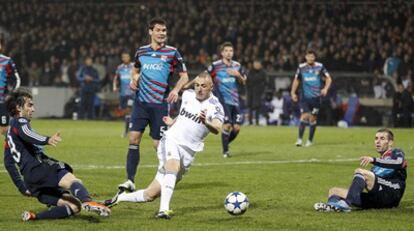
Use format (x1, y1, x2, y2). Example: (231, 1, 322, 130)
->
(360, 156, 374, 167)
(48, 132, 62, 146)
(163, 116, 175, 126)
(167, 89, 179, 103)
(199, 109, 207, 124)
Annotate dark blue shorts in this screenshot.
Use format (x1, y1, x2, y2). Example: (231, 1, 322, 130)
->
(223, 103, 242, 125)
(119, 95, 134, 109)
(299, 97, 321, 115)
(130, 100, 168, 140)
(37, 187, 68, 206)
(360, 176, 404, 209)
(25, 163, 69, 196)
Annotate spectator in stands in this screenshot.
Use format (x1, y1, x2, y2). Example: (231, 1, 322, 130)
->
(77, 57, 99, 120)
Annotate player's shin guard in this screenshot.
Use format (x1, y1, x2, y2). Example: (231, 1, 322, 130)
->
(36, 205, 73, 220)
(221, 130, 230, 154)
(345, 173, 366, 207)
(229, 130, 239, 143)
(70, 181, 91, 202)
(308, 121, 317, 142)
(159, 171, 177, 212)
(298, 120, 308, 139)
(126, 144, 140, 182)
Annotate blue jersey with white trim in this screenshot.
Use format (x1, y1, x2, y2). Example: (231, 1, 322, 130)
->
(371, 148, 407, 181)
(4, 117, 49, 177)
(0, 54, 20, 103)
(115, 62, 134, 97)
(294, 62, 329, 99)
(207, 60, 246, 106)
(134, 45, 187, 104)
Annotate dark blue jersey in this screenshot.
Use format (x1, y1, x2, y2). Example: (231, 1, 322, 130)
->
(294, 62, 329, 99)
(115, 62, 134, 97)
(372, 148, 407, 182)
(134, 45, 187, 104)
(207, 60, 246, 106)
(4, 117, 50, 193)
(0, 54, 20, 103)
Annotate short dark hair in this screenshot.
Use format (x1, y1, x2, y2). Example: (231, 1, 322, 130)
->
(6, 89, 33, 116)
(306, 49, 316, 56)
(376, 128, 394, 141)
(220, 42, 233, 51)
(148, 18, 167, 30)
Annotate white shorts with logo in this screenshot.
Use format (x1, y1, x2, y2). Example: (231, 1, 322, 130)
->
(156, 136, 196, 182)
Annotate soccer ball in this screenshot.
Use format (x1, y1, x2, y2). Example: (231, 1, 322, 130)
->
(224, 191, 249, 215)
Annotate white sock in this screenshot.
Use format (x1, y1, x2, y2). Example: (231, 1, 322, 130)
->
(118, 189, 147, 202)
(159, 172, 177, 212)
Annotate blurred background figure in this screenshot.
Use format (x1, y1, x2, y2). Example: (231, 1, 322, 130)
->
(77, 57, 99, 120)
(246, 60, 268, 125)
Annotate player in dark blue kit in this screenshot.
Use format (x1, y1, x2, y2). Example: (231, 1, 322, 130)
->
(315, 128, 407, 212)
(118, 18, 189, 192)
(0, 40, 21, 134)
(4, 89, 110, 221)
(290, 50, 332, 147)
(207, 42, 246, 158)
(113, 51, 135, 137)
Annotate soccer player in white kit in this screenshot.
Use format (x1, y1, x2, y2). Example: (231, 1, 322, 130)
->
(105, 72, 224, 219)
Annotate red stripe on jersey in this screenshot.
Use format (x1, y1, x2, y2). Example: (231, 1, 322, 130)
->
(13, 127, 18, 134)
(0, 58, 8, 63)
(150, 79, 168, 88)
(149, 85, 164, 95)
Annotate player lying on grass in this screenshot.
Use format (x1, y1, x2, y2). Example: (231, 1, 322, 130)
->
(4, 89, 111, 221)
(314, 128, 407, 212)
(105, 72, 224, 219)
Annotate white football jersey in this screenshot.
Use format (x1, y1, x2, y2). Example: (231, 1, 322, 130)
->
(165, 89, 224, 152)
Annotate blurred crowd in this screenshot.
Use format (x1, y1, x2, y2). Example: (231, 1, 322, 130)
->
(0, 1, 413, 126)
(0, 1, 413, 87)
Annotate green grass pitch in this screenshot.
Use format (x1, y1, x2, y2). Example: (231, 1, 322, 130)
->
(0, 120, 413, 230)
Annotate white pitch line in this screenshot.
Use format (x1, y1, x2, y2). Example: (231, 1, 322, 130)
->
(2, 157, 405, 173)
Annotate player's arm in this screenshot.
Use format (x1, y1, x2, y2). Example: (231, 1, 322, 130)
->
(227, 68, 247, 85)
(163, 116, 177, 127)
(321, 73, 332, 97)
(130, 67, 140, 91)
(113, 73, 120, 92)
(4, 149, 30, 196)
(7, 59, 21, 90)
(199, 109, 223, 135)
(17, 121, 61, 146)
(290, 78, 300, 102)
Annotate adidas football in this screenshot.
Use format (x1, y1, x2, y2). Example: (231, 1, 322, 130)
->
(224, 191, 249, 215)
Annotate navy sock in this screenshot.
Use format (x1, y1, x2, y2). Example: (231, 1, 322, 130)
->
(126, 144, 140, 182)
(345, 173, 366, 207)
(70, 181, 91, 202)
(36, 205, 73, 220)
(221, 130, 230, 154)
(124, 115, 130, 135)
(298, 120, 308, 139)
(229, 130, 239, 143)
(308, 121, 317, 142)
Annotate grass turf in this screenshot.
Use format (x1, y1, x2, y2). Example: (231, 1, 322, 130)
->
(0, 120, 413, 230)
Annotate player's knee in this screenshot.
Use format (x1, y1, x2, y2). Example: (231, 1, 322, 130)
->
(144, 190, 159, 202)
(354, 168, 364, 175)
(328, 187, 338, 197)
(128, 133, 141, 144)
(233, 126, 240, 133)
